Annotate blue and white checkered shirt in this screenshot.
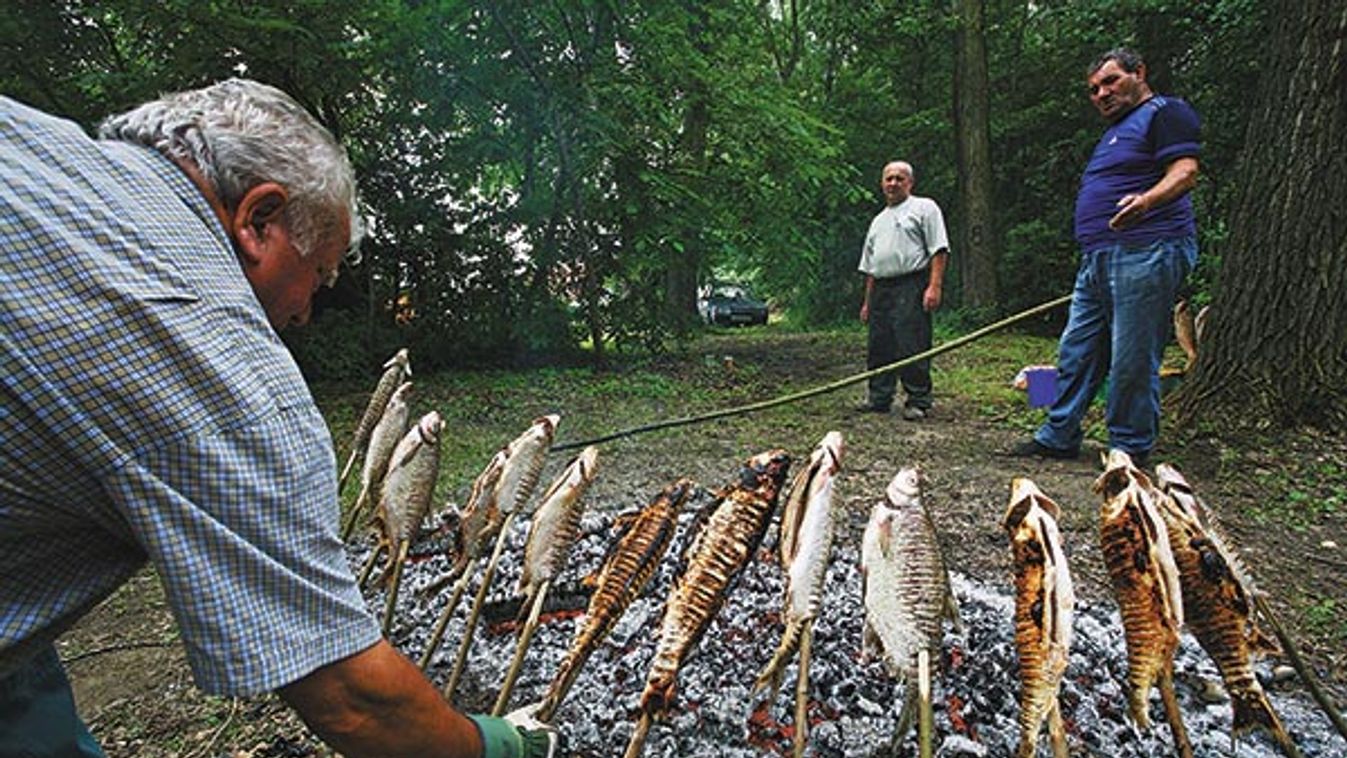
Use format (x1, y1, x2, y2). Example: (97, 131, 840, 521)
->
(0, 97, 381, 695)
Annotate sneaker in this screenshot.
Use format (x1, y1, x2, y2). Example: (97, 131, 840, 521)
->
(901, 406, 927, 421)
(1003, 439, 1080, 460)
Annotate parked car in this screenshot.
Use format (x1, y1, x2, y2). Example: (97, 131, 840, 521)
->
(698, 283, 769, 326)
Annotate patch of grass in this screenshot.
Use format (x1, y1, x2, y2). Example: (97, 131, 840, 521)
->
(1300, 596, 1346, 647)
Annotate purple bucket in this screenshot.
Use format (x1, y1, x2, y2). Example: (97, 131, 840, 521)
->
(1026, 367, 1058, 408)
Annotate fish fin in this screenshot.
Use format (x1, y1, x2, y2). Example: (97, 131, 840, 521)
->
(944, 590, 964, 633)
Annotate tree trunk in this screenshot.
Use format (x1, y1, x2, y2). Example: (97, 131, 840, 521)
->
(953, 0, 997, 309)
(1173, 0, 1347, 429)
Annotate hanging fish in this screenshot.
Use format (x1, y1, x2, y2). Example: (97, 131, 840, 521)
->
(1003, 478, 1075, 758)
(372, 411, 442, 586)
(339, 348, 411, 489)
(754, 431, 844, 698)
(1154, 464, 1298, 755)
(861, 466, 960, 684)
(342, 380, 413, 541)
(1096, 450, 1192, 757)
(536, 478, 695, 723)
(456, 414, 559, 572)
(636, 449, 791, 724)
(517, 445, 601, 616)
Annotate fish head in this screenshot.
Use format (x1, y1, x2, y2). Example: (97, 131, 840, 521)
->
(861, 502, 894, 563)
(1153, 463, 1189, 496)
(884, 465, 924, 510)
(415, 411, 443, 444)
(387, 380, 414, 409)
(574, 445, 600, 480)
(739, 448, 792, 499)
(384, 347, 411, 374)
(818, 431, 845, 472)
(1003, 477, 1060, 532)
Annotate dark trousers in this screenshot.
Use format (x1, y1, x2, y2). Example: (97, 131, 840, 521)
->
(0, 646, 105, 758)
(866, 272, 932, 410)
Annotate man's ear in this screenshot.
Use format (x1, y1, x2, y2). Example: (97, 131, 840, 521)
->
(228, 182, 289, 266)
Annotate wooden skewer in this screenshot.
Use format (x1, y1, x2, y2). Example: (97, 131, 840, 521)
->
(338, 449, 359, 494)
(623, 712, 653, 758)
(492, 578, 551, 716)
(340, 488, 372, 542)
(1047, 700, 1068, 758)
(1158, 670, 1194, 758)
(1254, 594, 1346, 744)
(356, 544, 385, 589)
(418, 557, 479, 671)
(444, 513, 518, 698)
(792, 622, 814, 758)
(381, 541, 411, 636)
(917, 648, 933, 758)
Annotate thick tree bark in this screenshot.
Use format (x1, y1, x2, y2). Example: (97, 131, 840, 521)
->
(953, 0, 997, 309)
(1173, 0, 1347, 429)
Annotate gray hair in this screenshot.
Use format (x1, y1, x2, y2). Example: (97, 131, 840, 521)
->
(1088, 48, 1145, 77)
(99, 78, 363, 264)
(883, 160, 915, 181)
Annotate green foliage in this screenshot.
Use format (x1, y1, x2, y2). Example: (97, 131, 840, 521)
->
(2, 0, 1272, 373)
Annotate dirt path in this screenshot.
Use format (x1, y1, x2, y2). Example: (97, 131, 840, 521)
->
(62, 328, 1346, 756)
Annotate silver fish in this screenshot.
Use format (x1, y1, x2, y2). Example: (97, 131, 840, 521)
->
(340, 348, 411, 487)
(517, 445, 600, 609)
(754, 431, 844, 697)
(861, 466, 959, 684)
(343, 381, 413, 539)
(373, 411, 442, 584)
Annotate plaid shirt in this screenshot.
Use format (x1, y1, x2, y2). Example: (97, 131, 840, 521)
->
(0, 97, 380, 695)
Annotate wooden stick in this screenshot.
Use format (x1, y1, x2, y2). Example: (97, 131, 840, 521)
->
(792, 622, 814, 758)
(622, 712, 653, 758)
(492, 578, 550, 716)
(419, 558, 478, 671)
(356, 544, 384, 589)
(1158, 671, 1194, 758)
(917, 649, 933, 758)
(445, 514, 517, 698)
(338, 449, 359, 493)
(1254, 594, 1347, 742)
(381, 541, 410, 636)
(340, 488, 372, 542)
(1047, 700, 1068, 758)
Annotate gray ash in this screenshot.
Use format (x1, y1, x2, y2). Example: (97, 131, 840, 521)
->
(351, 488, 1342, 757)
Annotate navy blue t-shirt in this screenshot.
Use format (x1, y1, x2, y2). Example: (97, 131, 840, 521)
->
(1073, 95, 1201, 251)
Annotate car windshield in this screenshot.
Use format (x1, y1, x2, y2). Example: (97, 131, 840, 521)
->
(712, 285, 748, 299)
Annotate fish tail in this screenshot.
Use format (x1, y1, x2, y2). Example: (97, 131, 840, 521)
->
(1126, 686, 1153, 729)
(1231, 689, 1296, 752)
(752, 620, 803, 699)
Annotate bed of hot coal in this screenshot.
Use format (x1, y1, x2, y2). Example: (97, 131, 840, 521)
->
(351, 487, 1340, 757)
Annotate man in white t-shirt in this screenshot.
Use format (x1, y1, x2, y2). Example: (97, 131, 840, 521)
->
(856, 160, 950, 420)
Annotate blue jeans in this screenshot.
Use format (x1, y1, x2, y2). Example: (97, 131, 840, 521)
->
(1035, 237, 1196, 456)
(0, 646, 106, 758)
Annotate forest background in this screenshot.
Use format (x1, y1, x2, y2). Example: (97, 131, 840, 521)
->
(3, 0, 1343, 429)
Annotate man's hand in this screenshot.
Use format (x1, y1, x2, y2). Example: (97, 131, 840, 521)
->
(922, 284, 942, 312)
(1109, 193, 1150, 230)
(859, 302, 870, 323)
(503, 703, 559, 758)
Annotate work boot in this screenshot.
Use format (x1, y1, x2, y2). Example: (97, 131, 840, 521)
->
(1003, 439, 1079, 460)
(901, 406, 927, 421)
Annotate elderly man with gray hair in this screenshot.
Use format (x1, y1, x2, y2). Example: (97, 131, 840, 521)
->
(1, 80, 552, 758)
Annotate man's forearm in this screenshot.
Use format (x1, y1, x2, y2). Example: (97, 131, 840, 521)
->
(1144, 156, 1199, 207)
(928, 251, 948, 289)
(279, 640, 483, 758)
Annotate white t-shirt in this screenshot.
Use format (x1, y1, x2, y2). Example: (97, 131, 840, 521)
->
(858, 196, 950, 278)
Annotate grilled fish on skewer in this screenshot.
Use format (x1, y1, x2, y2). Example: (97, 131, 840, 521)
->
(517, 445, 601, 617)
(1096, 450, 1192, 757)
(632, 450, 791, 744)
(1154, 464, 1298, 755)
(339, 348, 410, 490)
(342, 380, 412, 541)
(372, 411, 441, 636)
(861, 466, 959, 756)
(755, 432, 843, 699)
(440, 415, 561, 694)
(536, 479, 694, 722)
(1003, 478, 1075, 758)
(493, 445, 600, 715)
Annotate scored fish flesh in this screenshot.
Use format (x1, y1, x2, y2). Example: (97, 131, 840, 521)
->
(754, 432, 843, 697)
(372, 411, 442, 585)
(1154, 464, 1296, 754)
(1003, 478, 1074, 758)
(517, 445, 601, 615)
(638, 449, 792, 719)
(536, 479, 695, 722)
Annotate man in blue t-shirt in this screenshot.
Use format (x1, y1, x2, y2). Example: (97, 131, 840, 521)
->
(1009, 48, 1200, 466)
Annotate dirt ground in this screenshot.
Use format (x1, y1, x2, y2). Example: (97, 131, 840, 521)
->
(61, 328, 1346, 756)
